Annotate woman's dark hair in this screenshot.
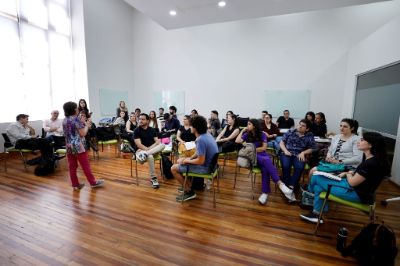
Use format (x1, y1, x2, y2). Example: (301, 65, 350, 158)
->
(226, 110, 234, 116)
(305, 111, 315, 121)
(63, 101, 77, 117)
(266, 114, 273, 120)
(191, 115, 208, 134)
(78, 99, 89, 117)
(299, 119, 312, 130)
(341, 118, 359, 134)
(135, 108, 141, 113)
(247, 118, 263, 142)
(315, 112, 326, 124)
(191, 109, 198, 115)
(362, 132, 390, 176)
(184, 115, 191, 120)
(228, 114, 239, 129)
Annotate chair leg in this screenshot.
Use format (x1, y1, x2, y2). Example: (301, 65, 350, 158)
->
(370, 205, 376, 222)
(136, 160, 139, 185)
(249, 171, 254, 200)
(212, 176, 216, 208)
(314, 197, 328, 235)
(182, 176, 188, 204)
(19, 151, 28, 170)
(233, 166, 238, 188)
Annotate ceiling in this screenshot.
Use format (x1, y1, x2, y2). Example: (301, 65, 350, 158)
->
(123, 0, 390, 30)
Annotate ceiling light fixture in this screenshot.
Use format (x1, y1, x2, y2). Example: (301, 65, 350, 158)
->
(169, 10, 177, 16)
(218, 1, 226, 7)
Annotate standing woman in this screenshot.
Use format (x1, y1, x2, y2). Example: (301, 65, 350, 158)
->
(149, 111, 159, 130)
(63, 101, 104, 190)
(216, 114, 240, 153)
(116, 101, 129, 122)
(236, 119, 292, 205)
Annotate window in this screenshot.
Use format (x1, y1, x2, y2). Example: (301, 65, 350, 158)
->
(0, 0, 73, 122)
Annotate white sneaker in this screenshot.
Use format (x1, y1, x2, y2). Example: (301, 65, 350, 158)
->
(278, 182, 292, 194)
(258, 193, 268, 205)
(287, 191, 297, 202)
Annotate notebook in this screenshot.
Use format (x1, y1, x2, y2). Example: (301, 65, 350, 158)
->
(313, 171, 342, 181)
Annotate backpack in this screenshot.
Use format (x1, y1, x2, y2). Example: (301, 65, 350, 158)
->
(34, 157, 56, 176)
(342, 222, 398, 266)
(237, 143, 257, 168)
(161, 155, 174, 179)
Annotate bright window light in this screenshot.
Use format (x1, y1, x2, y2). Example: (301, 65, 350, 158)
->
(169, 10, 177, 16)
(218, 1, 226, 7)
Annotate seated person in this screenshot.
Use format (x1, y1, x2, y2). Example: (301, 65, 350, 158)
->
(308, 118, 362, 177)
(161, 113, 180, 137)
(6, 114, 53, 163)
(176, 115, 197, 157)
(43, 110, 65, 149)
(177, 115, 196, 143)
(169, 105, 178, 119)
(258, 110, 268, 126)
(279, 119, 315, 201)
(116, 101, 129, 122)
(171, 115, 218, 202)
(121, 113, 137, 151)
(79, 111, 98, 152)
(190, 109, 198, 118)
(312, 112, 327, 138)
(113, 111, 126, 127)
(261, 114, 280, 150)
(236, 119, 293, 205)
(134, 113, 165, 188)
(221, 110, 234, 129)
(305, 111, 315, 124)
(149, 111, 159, 130)
(276, 109, 295, 129)
(208, 110, 221, 137)
(216, 114, 239, 153)
(300, 132, 390, 223)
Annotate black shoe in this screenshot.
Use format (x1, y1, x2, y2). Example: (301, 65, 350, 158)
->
(176, 190, 196, 202)
(300, 212, 323, 224)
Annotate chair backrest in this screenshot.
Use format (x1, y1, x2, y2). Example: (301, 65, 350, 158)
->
(1, 133, 13, 148)
(208, 152, 220, 173)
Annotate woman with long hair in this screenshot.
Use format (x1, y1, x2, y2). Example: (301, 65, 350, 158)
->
(149, 110, 159, 129)
(63, 101, 104, 190)
(236, 119, 292, 205)
(300, 131, 390, 223)
(78, 99, 90, 118)
(116, 101, 129, 122)
(216, 114, 240, 153)
(261, 113, 280, 150)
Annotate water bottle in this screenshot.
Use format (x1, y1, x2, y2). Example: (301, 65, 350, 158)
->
(336, 227, 348, 252)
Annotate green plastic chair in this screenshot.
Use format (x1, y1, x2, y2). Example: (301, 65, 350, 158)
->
(219, 151, 237, 177)
(181, 153, 220, 208)
(2, 133, 33, 170)
(314, 184, 376, 234)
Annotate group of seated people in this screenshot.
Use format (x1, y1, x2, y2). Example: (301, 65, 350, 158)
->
(4, 101, 390, 226)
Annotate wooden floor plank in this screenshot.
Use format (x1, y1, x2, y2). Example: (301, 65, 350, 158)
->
(0, 149, 399, 265)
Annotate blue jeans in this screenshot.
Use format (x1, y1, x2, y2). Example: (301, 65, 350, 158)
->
(267, 140, 279, 151)
(178, 164, 209, 175)
(309, 175, 361, 213)
(280, 154, 305, 188)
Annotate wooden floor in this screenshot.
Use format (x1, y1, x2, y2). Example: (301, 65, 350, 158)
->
(0, 148, 399, 266)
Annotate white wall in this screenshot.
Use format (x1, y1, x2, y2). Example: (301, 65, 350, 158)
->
(82, 0, 135, 122)
(130, 1, 400, 131)
(342, 15, 400, 183)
